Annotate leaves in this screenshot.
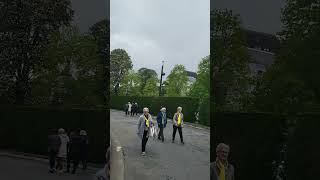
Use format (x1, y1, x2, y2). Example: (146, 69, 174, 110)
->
(166, 64, 188, 97)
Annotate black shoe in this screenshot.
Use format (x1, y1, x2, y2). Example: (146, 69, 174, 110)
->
(181, 141, 185, 145)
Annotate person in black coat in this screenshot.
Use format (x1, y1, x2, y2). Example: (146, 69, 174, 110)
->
(69, 129, 85, 174)
(80, 130, 89, 170)
(157, 107, 167, 142)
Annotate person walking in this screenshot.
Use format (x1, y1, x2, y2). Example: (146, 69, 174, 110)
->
(48, 129, 61, 173)
(137, 107, 153, 156)
(157, 107, 167, 142)
(172, 107, 184, 144)
(124, 103, 129, 115)
(128, 102, 132, 116)
(131, 102, 137, 116)
(56, 128, 69, 174)
(211, 143, 234, 180)
(70, 129, 84, 174)
(80, 130, 89, 170)
(66, 131, 75, 173)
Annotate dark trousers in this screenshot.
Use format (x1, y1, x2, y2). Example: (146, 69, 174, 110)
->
(49, 150, 58, 169)
(71, 152, 80, 173)
(158, 126, 164, 141)
(172, 125, 183, 143)
(131, 110, 135, 116)
(142, 130, 149, 152)
(67, 152, 71, 171)
(125, 109, 128, 115)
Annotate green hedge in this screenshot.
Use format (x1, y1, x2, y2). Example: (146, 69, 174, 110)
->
(0, 105, 109, 164)
(110, 96, 200, 123)
(199, 98, 210, 126)
(211, 112, 283, 180)
(287, 114, 320, 180)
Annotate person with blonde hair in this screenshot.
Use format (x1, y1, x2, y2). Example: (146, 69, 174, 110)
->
(172, 107, 184, 144)
(137, 107, 153, 156)
(56, 128, 69, 174)
(211, 143, 234, 180)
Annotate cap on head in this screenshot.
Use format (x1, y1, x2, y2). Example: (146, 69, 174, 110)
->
(177, 107, 182, 111)
(161, 107, 166, 112)
(80, 130, 87, 136)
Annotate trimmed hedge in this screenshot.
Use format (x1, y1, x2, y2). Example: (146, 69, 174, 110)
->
(211, 112, 283, 180)
(287, 114, 320, 180)
(0, 105, 109, 164)
(111, 96, 200, 123)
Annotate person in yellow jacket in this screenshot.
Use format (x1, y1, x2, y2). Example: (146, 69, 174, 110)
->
(211, 143, 234, 180)
(172, 107, 184, 144)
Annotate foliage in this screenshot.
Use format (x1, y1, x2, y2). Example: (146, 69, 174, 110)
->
(119, 70, 142, 96)
(211, 10, 251, 111)
(143, 76, 159, 97)
(254, 0, 320, 114)
(89, 19, 110, 106)
(166, 64, 188, 97)
(110, 49, 133, 95)
(0, 0, 74, 104)
(31, 26, 103, 105)
(138, 68, 158, 94)
(189, 56, 210, 99)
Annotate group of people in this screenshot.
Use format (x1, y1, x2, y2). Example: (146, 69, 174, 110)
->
(124, 102, 139, 116)
(137, 106, 185, 156)
(48, 128, 89, 174)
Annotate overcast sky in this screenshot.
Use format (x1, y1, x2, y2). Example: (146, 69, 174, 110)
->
(110, 0, 210, 78)
(212, 0, 286, 34)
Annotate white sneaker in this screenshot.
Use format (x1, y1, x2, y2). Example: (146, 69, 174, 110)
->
(141, 152, 146, 156)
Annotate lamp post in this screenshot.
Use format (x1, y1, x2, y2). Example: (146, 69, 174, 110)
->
(159, 61, 165, 96)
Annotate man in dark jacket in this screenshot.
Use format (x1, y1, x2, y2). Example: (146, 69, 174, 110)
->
(131, 102, 137, 116)
(157, 107, 167, 142)
(48, 129, 61, 173)
(80, 130, 89, 170)
(66, 131, 75, 173)
(70, 129, 85, 174)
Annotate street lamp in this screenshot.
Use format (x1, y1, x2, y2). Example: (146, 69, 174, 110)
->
(159, 61, 166, 96)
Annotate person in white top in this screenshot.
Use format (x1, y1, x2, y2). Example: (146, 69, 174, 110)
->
(128, 102, 132, 115)
(56, 128, 70, 173)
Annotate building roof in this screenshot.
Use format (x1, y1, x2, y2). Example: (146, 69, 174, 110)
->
(244, 29, 280, 53)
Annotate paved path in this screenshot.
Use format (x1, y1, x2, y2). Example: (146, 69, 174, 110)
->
(111, 109, 210, 180)
(0, 156, 95, 180)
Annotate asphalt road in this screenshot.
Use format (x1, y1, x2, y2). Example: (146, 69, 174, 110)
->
(110, 109, 210, 180)
(0, 156, 95, 180)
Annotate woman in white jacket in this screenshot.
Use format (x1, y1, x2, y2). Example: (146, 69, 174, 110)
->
(57, 128, 70, 173)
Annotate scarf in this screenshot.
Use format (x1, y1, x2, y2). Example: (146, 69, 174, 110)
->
(177, 113, 182, 125)
(144, 114, 150, 128)
(217, 160, 228, 180)
(162, 112, 166, 124)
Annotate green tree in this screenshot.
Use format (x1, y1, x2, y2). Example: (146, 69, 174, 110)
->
(119, 70, 142, 96)
(89, 19, 109, 106)
(138, 68, 158, 94)
(166, 65, 188, 97)
(0, 0, 73, 104)
(143, 76, 158, 97)
(211, 9, 251, 111)
(110, 49, 133, 95)
(255, 0, 320, 114)
(31, 26, 103, 105)
(189, 56, 210, 99)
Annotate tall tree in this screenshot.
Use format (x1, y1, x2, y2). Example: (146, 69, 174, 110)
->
(166, 65, 188, 97)
(211, 9, 251, 111)
(138, 68, 158, 94)
(119, 70, 142, 96)
(110, 49, 133, 95)
(0, 0, 73, 104)
(255, 0, 320, 114)
(143, 76, 158, 97)
(189, 56, 210, 99)
(89, 19, 109, 106)
(32, 26, 102, 105)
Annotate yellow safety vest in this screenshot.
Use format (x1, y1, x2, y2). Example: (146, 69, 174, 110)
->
(178, 113, 182, 125)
